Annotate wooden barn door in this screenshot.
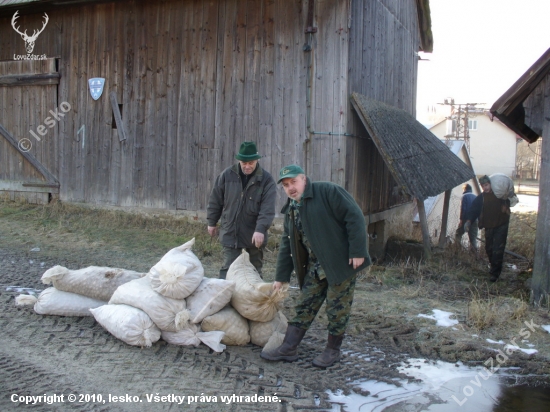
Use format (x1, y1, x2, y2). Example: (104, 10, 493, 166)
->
(0, 58, 60, 203)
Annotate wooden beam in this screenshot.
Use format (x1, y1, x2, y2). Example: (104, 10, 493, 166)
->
(0, 123, 59, 184)
(438, 189, 452, 248)
(0, 73, 60, 87)
(417, 198, 432, 259)
(0, 180, 59, 194)
(109, 91, 128, 141)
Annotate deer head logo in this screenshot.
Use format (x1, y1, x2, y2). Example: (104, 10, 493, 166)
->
(11, 11, 49, 54)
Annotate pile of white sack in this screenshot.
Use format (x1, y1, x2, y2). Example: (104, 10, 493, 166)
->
(16, 238, 289, 354)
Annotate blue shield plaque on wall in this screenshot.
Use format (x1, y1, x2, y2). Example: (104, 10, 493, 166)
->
(88, 78, 105, 100)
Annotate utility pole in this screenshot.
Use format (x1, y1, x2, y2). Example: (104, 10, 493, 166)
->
(438, 98, 484, 153)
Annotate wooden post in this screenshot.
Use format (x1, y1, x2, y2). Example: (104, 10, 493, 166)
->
(531, 79, 550, 306)
(438, 189, 452, 248)
(417, 198, 432, 260)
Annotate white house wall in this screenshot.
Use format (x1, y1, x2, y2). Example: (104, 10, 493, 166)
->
(430, 115, 517, 177)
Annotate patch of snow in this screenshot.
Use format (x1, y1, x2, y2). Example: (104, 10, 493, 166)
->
(503, 344, 538, 355)
(417, 309, 458, 327)
(486, 339, 505, 344)
(542, 325, 550, 334)
(327, 358, 500, 412)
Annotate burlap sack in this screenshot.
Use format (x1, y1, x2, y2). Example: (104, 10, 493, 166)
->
(161, 323, 226, 352)
(226, 251, 288, 322)
(41, 265, 145, 302)
(149, 238, 204, 299)
(186, 278, 235, 323)
(90, 304, 161, 347)
(249, 311, 288, 347)
(489, 173, 519, 207)
(16, 287, 106, 317)
(201, 306, 250, 346)
(109, 276, 189, 332)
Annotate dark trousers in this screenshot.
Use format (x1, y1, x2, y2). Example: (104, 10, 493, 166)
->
(219, 246, 263, 279)
(484, 223, 509, 278)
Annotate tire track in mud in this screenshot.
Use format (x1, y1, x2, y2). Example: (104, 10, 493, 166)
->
(0, 249, 350, 411)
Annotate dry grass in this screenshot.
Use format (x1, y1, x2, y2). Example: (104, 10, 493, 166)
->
(507, 211, 537, 261)
(467, 285, 530, 330)
(0, 197, 223, 261)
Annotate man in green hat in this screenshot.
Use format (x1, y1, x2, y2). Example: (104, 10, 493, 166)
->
(207, 142, 276, 279)
(261, 165, 371, 368)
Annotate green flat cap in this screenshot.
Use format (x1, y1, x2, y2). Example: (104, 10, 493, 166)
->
(277, 164, 305, 183)
(235, 142, 261, 161)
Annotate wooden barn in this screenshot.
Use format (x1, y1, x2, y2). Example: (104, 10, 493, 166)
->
(491, 47, 550, 304)
(1, 0, 472, 259)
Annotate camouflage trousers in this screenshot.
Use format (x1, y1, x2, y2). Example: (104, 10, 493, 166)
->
(290, 270, 357, 336)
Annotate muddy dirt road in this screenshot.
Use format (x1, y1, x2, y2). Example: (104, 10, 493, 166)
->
(1, 206, 550, 411)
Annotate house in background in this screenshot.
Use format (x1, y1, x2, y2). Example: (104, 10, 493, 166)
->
(429, 112, 517, 177)
(413, 140, 480, 243)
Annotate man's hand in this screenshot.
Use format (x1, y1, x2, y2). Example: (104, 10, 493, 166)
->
(349, 257, 365, 269)
(208, 226, 218, 237)
(464, 220, 471, 232)
(272, 281, 284, 292)
(252, 231, 264, 248)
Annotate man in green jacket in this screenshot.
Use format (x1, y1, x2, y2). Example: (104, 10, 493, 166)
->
(207, 142, 276, 279)
(261, 165, 371, 367)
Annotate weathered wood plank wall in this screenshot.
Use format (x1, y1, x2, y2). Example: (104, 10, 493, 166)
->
(0, 59, 57, 184)
(345, 0, 420, 213)
(0, 0, 421, 215)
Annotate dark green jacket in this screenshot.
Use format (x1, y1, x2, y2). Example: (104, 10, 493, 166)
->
(207, 163, 276, 249)
(275, 177, 371, 285)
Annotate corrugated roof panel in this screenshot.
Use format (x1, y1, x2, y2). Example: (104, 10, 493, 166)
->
(351, 92, 475, 201)
(0, 0, 40, 5)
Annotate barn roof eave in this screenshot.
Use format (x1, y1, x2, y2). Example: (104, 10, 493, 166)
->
(490, 47, 550, 144)
(416, 0, 433, 53)
(350, 92, 475, 201)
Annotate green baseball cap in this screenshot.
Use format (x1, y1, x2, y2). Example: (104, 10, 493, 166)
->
(235, 142, 261, 161)
(277, 164, 305, 183)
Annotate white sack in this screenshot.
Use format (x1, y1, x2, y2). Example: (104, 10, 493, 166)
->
(186, 278, 235, 323)
(16, 287, 105, 317)
(109, 276, 189, 332)
(201, 306, 250, 346)
(261, 331, 286, 355)
(161, 323, 226, 352)
(489, 173, 519, 207)
(149, 238, 204, 299)
(227, 251, 288, 322)
(249, 311, 288, 347)
(90, 304, 161, 347)
(41, 265, 145, 302)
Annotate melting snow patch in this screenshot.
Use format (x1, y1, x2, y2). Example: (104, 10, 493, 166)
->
(327, 358, 500, 411)
(486, 339, 505, 344)
(542, 325, 550, 334)
(417, 309, 458, 327)
(503, 344, 538, 355)
(5, 286, 42, 295)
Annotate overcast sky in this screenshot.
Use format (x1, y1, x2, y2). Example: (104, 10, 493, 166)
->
(416, 0, 550, 124)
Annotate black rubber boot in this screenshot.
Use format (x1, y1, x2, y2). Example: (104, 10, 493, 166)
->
(260, 325, 306, 362)
(312, 333, 344, 368)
